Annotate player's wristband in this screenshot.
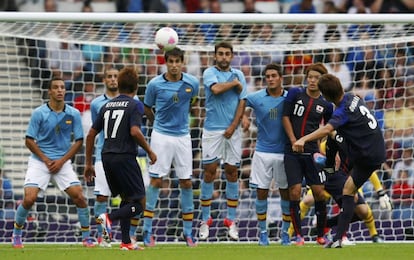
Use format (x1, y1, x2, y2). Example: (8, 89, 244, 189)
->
(323, 167, 335, 174)
(377, 189, 386, 197)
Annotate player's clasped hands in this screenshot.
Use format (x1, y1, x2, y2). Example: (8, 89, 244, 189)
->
(46, 159, 64, 174)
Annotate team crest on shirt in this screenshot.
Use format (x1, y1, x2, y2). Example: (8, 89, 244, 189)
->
(173, 93, 179, 103)
(316, 105, 324, 113)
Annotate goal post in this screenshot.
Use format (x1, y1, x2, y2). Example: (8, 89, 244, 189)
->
(0, 12, 413, 244)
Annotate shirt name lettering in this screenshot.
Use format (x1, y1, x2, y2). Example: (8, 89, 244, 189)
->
(106, 101, 129, 108)
(349, 96, 359, 112)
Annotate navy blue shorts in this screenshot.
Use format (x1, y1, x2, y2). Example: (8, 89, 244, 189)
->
(102, 153, 145, 201)
(325, 171, 365, 206)
(284, 152, 324, 187)
(351, 162, 382, 190)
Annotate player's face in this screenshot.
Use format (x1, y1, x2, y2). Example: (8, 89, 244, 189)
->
(265, 69, 282, 90)
(104, 69, 119, 92)
(48, 80, 65, 102)
(214, 47, 233, 71)
(307, 70, 322, 92)
(166, 55, 183, 77)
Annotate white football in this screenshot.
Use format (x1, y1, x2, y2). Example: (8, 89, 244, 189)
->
(155, 27, 179, 51)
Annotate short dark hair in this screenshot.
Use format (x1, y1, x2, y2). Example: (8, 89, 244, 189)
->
(264, 63, 283, 77)
(48, 76, 63, 89)
(118, 67, 138, 94)
(317, 73, 344, 101)
(215, 41, 233, 54)
(164, 47, 185, 62)
(104, 67, 119, 77)
(305, 62, 328, 77)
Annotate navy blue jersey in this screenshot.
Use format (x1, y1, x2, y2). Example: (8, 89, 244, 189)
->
(92, 94, 144, 156)
(283, 87, 333, 153)
(328, 93, 385, 166)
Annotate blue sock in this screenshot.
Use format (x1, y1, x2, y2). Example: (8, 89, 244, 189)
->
(143, 185, 160, 234)
(94, 201, 107, 237)
(181, 188, 194, 237)
(77, 207, 90, 240)
(256, 199, 267, 232)
(281, 199, 291, 234)
(130, 214, 141, 238)
(13, 204, 29, 236)
(200, 181, 213, 221)
(226, 181, 239, 220)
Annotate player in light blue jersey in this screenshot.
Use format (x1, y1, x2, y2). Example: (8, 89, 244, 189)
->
(12, 77, 94, 248)
(199, 41, 248, 241)
(143, 47, 199, 247)
(86, 67, 119, 247)
(245, 63, 291, 246)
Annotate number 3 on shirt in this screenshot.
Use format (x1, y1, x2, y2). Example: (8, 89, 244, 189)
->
(359, 106, 377, 130)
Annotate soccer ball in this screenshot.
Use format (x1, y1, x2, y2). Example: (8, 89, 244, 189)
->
(155, 27, 179, 51)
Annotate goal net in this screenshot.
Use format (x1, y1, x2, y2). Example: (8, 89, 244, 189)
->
(0, 12, 413, 244)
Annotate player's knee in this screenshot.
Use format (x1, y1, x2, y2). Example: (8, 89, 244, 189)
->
(224, 169, 238, 182)
(71, 194, 88, 208)
(179, 179, 192, 189)
(203, 170, 216, 183)
(150, 177, 163, 188)
(355, 205, 369, 219)
(22, 198, 36, 209)
(289, 188, 302, 200)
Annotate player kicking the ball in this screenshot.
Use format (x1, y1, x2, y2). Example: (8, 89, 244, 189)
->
(292, 74, 386, 248)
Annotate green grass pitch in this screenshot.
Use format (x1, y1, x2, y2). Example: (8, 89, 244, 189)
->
(1, 243, 413, 260)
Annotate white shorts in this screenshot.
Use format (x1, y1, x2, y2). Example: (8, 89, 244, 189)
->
(249, 152, 288, 190)
(148, 130, 193, 179)
(202, 128, 242, 166)
(94, 161, 111, 197)
(24, 157, 81, 195)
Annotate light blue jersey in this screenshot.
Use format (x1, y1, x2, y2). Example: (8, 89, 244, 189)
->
(203, 67, 247, 131)
(90, 94, 112, 162)
(26, 104, 83, 161)
(245, 89, 288, 153)
(144, 73, 199, 136)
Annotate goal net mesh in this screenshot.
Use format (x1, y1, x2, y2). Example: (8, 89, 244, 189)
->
(0, 13, 413, 244)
